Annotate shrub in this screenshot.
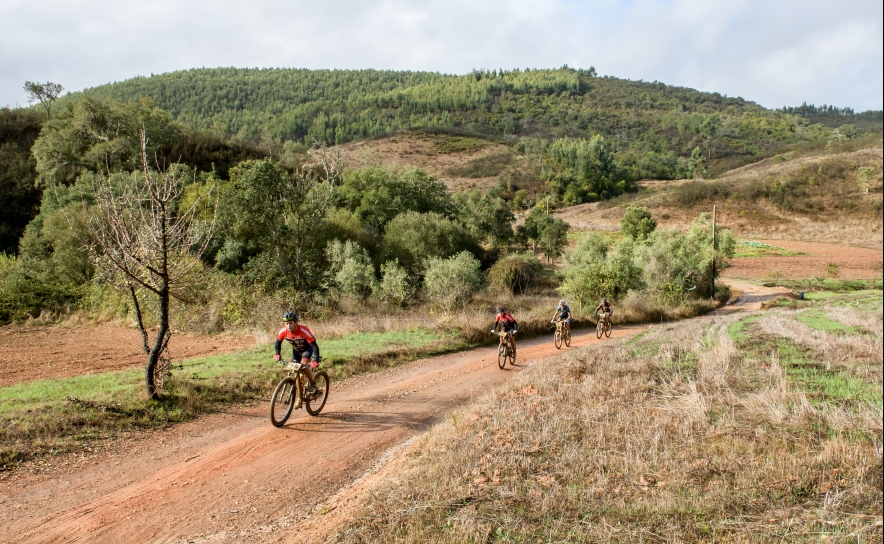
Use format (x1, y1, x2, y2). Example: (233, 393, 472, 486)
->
(620, 204, 657, 240)
(325, 240, 376, 301)
(559, 234, 642, 306)
(487, 252, 545, 294)
(374, 260, 415, 307)
(423, 251, 484, 311)
(383, 211, 479, 273)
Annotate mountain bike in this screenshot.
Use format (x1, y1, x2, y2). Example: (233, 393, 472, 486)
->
(496, 331, 516, 369)
(596, 312, 612, 339)
(552, 320, 571, 349)
(270, 360, 330, 427)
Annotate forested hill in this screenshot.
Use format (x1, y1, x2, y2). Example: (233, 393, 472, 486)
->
(68, 67, 872, 176)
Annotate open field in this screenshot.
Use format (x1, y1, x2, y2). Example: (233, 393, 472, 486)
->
(333, 290, 883, 543)
(0, 324, 254, 387)
(725, 239, 883, 280)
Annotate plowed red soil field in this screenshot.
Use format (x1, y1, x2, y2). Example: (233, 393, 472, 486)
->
(0, 324, 254, 387)
(725, 239, 882, 280)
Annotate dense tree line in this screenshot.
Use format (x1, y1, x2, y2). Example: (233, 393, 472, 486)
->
(61, 67, 859, 182)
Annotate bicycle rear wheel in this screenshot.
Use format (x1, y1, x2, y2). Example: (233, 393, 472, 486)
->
(554, 329, 563, 349)
(270, 377, 297, 427)
(498, 343, 507, 369)
(304, 371, 330, 416)
(605, 320, 612, 338)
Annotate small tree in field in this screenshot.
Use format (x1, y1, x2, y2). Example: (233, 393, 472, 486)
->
(87, 130, 216, 399)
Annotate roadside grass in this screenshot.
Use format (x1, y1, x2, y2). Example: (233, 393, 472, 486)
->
(335, 292, 882, 542)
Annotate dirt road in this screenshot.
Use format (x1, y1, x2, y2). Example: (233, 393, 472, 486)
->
(714, 278, 794, 313)
(1, 325, 642, 544)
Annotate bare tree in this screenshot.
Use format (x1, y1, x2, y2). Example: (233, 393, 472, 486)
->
(87, 130, 216, 398)
(24, 81, 64, 120)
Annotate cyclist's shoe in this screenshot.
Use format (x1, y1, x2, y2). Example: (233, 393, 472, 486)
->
(306, 384, 319, 399)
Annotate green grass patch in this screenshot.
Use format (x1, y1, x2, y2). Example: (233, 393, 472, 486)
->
(432, 135, 490, 154)
(734, 241, 804, 258)
(794, 309, 856, 333)
(779, 279, 882, 294)
(775, 341, 882, 409)
(726, 315, 761, 342)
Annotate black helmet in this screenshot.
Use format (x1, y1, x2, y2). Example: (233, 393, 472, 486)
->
(283, 311, 298, 323)
(496, 306, 505, 313)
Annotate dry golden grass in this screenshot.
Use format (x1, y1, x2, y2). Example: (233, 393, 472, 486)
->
(334, 294, 883, 543)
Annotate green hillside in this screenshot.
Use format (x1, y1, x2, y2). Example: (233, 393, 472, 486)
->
(69, 67, 867, 178)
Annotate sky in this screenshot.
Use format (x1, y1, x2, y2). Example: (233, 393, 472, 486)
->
(1, 0, 882, 112)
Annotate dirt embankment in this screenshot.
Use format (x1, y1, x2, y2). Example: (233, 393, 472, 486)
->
(0, 324, 254, 387)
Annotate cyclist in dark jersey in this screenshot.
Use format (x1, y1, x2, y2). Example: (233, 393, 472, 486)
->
(274, 311, 321, 396)
(551, 299, 572, 336)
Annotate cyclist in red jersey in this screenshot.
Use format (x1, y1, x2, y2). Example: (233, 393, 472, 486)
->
(491, 305, 518, 354)
(274, 311, 321, 396)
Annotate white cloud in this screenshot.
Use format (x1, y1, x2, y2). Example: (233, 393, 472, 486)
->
(0, 0, 880, 111)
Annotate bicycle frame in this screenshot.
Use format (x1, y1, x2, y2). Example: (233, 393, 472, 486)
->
(281, 360, 312, 408)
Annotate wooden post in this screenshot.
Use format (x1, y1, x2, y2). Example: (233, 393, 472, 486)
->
(711, 205, 716, 299)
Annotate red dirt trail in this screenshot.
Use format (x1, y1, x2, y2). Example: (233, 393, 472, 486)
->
(1, 325, 642, 544)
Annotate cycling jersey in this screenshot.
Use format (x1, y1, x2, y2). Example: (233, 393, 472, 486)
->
(596, 302, 613, 314)
(492, 312, 518, 333)
(275, 324, 320, 360)
(555, 305, 572, 321)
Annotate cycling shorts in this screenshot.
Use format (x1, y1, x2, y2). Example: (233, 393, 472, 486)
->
(291, 346, 316, 361)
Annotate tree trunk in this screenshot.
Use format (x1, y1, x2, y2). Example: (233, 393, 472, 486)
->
(146, 286, 170, 400)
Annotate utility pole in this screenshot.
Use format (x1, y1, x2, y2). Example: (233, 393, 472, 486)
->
(711, 205, 716, 299)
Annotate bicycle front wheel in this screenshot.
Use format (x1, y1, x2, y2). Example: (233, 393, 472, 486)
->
(596, 320, 603, 339)
(305, 371, 330, 416)
(605, 320, 612, 338)
(554, 329, 563, 349)
(498, 343, 507, 369)
(270, 377, 298, 427)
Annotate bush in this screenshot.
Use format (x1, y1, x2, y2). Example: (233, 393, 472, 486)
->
(487, 252, 545, 294)
(559, 234, 642, 306)
(374, 260, 414, 307)
(620, 205, 657, 240)
(383, 211, 479, 274)
(423, 251, 484, 311)
(325, 240, 376, 302)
